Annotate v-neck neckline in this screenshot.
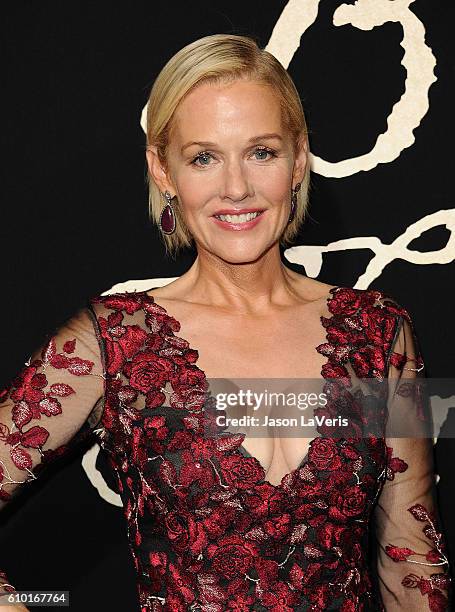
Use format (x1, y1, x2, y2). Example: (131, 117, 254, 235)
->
(140, 284, 345, 490)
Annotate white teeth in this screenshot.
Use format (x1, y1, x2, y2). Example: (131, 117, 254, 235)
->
(216, 211, 261, 223)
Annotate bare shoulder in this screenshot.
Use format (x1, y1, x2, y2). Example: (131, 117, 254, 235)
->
(292, 275, 341, 304)
(143, 278, 189, 301)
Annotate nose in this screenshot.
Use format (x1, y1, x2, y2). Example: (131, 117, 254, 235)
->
(219, 157, 251, 202)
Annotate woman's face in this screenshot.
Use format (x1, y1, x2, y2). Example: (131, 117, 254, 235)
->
(147, 78, 307, 263)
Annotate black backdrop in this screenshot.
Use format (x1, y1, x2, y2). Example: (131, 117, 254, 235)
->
(1, 1, 454, 610)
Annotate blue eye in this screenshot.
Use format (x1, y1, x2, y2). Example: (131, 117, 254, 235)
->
(191, 152, 212, 166)
(254, 147, 276, 160)
(190, 147, 277, 167)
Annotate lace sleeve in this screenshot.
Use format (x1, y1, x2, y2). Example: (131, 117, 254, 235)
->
(0, 304, 105, 596)
(374, 310, 451, 611)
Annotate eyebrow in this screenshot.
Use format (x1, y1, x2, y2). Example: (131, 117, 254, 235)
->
(180, 133, 283, 154)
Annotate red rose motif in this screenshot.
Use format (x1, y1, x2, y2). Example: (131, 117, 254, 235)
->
(208, 534, 258, 580)
(331, 485, 367, 519)
(165, 510, 207, 556)
(352, 345, 386, 380)
(219, 454, 265, 490)
(292, 556, 323, 587)
(366, 436, 386, 465)
(104, 339, 126, 376)
(166, 428, 192, 451)
(368, 345, 386, 373)
(144, 308, 181, 335)
(129, 352, 173, 393)
(308, 438, 342, 471)
(254, 556, 280, 585)
(184, 349, 199, 364)
(327, 288, 362, 316)
(117, 325, 148, 358)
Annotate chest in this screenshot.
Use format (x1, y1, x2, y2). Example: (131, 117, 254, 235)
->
(168, 304, 329, 380)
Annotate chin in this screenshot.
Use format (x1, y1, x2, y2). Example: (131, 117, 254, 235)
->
(214, 245, 271, 265)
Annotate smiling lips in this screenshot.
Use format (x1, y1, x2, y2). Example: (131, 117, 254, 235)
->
(212, 209, 266, 230)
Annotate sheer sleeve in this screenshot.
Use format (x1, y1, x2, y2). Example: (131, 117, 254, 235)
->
(374, 309, 451, 610)
(0, 304, 105, 596)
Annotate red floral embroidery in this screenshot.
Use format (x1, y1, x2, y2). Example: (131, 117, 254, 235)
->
(385, 502, 449, 611)
(385, 445, 408, 480)
(1, 287, 451, 610)
(0, 337, 95, 502)
(384, 446, 450, 610)
(307, 438, 343, 471)
(93, 287, 448, 611)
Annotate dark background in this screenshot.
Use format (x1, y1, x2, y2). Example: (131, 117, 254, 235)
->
(1, 1, 454, 609)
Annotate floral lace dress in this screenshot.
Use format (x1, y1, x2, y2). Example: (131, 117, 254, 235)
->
(0, 286, 451, 611)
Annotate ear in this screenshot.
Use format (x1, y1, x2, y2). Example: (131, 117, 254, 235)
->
(292, 133, 309, 186)
(146, 146, 175, 194)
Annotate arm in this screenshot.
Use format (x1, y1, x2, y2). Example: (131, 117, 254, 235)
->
(0, 305, 105, 596)
(374, 312, 451, 610)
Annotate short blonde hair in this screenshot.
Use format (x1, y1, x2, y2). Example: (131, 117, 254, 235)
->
(145, 33, 311, 259)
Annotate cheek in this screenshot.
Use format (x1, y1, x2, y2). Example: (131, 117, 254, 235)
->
(174, 171, 213, 213)
(256, 170, 291, 204)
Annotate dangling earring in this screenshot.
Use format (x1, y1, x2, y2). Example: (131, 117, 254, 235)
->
(159, 190, 176, 235)
(288, 182, 301, 224)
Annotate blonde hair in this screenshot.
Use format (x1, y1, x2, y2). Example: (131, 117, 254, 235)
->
(145, 33, 311, 259)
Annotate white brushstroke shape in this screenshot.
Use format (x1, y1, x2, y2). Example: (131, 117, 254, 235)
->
(81, 443, 122, 507)
(285, 209, 455, 288)
(265, 0, 437, 177)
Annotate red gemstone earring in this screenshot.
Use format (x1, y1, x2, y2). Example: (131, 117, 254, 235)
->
(159, 190, 176, 235)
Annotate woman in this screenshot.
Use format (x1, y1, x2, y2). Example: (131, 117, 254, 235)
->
(0, 34, 450, 611)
